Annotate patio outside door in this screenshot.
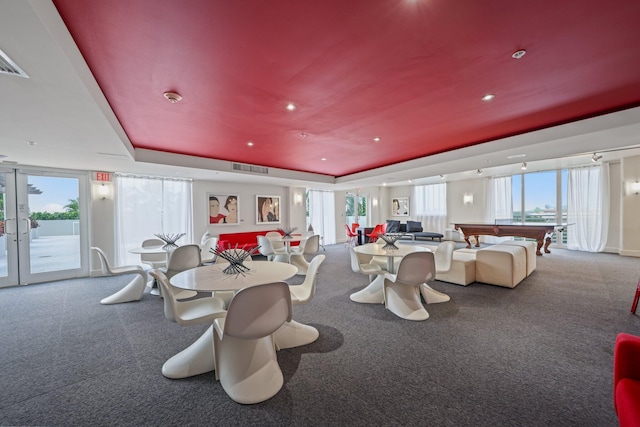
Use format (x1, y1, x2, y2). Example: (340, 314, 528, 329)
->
(0, 167, 89, 287)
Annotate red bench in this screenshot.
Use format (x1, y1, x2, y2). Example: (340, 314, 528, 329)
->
(217, 230, 300, 252)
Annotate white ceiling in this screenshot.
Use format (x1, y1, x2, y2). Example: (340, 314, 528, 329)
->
(1, 1, 639, 192)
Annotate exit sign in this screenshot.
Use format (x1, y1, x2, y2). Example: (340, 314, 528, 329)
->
(95, 172, 111, 182)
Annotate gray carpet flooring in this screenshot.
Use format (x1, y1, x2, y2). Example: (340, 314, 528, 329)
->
(1, 243, 639, 426)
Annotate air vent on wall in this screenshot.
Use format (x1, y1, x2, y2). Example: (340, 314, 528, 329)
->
(0, 48, 29, 78)
(231, 162, 269, 175)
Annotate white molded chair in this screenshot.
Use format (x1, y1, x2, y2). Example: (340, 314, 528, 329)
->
(140, 238, 167, 269)
(420, 241, 454, 304)
(257, 235, 289, 263)
(164, 244, 202, 300)
(92, 247, 148, 305)
(290, 234, 320, 275)
(349, 246, 385, 282)
(149, 270, 227, 379)
(383, 252, 434, 321)
(213, 281, 292, 404)
(200, 230, 212, 246)
(200, 237, 219, 265)
(265, 231, 285, 251)
(274, 254, 325, 350)
(307, 224, 326, 251)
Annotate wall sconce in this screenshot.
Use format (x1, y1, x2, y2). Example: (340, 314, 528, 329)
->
(372, 197, 378, 207)
(521, 162, 527, 170)
(294, 193, 303, 205)
(463, 194, 474, 205)
(627, 180, 640, 196)
(93, 182, 113, 200)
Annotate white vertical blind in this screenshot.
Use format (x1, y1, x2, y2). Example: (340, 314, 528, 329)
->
(115, 174, 193, 265)
(567, 164, 609, 252)
(412, 183, 447, 234)
(308, 189, 336, 245)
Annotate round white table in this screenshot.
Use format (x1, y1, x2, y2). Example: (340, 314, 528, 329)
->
(166, 260, 316, 379)
(350, 243, 432, 304)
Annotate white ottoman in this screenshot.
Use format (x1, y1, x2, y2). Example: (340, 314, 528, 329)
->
(436, 249, 476, 286)
(475, 245, 527, 288)
(500, 240, 537, 276)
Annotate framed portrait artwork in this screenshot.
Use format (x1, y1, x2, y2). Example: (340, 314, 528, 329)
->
(256, 195, 281, 224)
(208, 194, 239, 225)
(392, 197, 409, 216)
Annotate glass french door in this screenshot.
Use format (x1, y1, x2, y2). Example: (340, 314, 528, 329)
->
(0, 167, 89, 287)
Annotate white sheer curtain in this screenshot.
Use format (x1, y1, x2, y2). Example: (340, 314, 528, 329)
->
(484, 176, 513, 243)
(412, 183, 447, 234)
(567, 163, 609, 252)
(115, 174, 193, 265)
(308, 189, 336, 245)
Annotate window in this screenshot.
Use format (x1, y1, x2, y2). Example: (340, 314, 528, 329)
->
(413, 183, 447, 234)
(115, 174, 193, 265)
(345, 193, 367, 226)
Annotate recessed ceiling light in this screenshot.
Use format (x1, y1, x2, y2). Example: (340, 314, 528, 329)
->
(300, 132, 308, 139)
(408, 179, 413, 183)
(482, 94, 495, 102)
(321, 157, 326, 161)
(373, 137, 381, 142)
(286, 103, 296, 111)
(512, 49, 526, 59)
(247, 141, 254, 146)
(26, 140, 37, 146)
(163, 91, 182, 103)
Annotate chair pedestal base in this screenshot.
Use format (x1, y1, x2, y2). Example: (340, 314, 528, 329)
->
(420, 284, 450, 304)
(100, 274, 146, 305)
(273, 319, 319, 350)
(350, 275, 384, 304)
(162, 325, 215, 379)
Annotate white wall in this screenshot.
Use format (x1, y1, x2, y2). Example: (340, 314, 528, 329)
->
(621, 155, 640, 257)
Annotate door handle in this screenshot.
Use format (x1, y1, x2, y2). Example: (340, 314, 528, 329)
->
(21, 218, 31, 235)
(3, 218, 16, 235)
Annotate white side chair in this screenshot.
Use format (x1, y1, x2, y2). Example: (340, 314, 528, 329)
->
(289, 234, 320, 275)
(257, 235, 289, 263)
(307, 224, 325, 251)
(265, 231, 285, 251)
(149, 270, 226, 379)
(420, 241, 454, 304)
(213, 281, 292, 404)
(274, 254, 325, 350)
(200, 230, 211, 246)
(92, 247, 148, 305)
(200, 236, 219, 265)
(349, 245, 385, 283)
(140, 238, 167, 269)
(383, 251, 434, 321)
(164, 244, 202, 300)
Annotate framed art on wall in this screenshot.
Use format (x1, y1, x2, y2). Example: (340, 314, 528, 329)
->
(256, 195, 281, 224)
(392, 197, 409, 216)
(208, 194, 239, 224)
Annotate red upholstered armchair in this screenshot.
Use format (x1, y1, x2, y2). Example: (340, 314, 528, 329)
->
(614, 333, 640, 427)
